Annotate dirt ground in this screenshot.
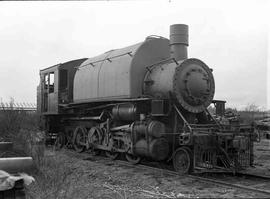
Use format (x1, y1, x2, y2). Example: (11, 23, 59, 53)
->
(25, 139, 270, 199)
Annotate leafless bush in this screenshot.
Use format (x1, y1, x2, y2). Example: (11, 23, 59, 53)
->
(238, 103, 268, 124)
(17, 129, 45, 167)
(0, 99, 44, 166)
(0, 110, 38, 139)
(0, 110, 22, 140)
(0, 100, 82, 198)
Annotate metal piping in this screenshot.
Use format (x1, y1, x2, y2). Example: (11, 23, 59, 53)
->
(0, 157, 33, 173)
(170, 24, 189, 61)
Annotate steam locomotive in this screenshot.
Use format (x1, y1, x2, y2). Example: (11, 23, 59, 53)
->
(37, 24, 255, 174)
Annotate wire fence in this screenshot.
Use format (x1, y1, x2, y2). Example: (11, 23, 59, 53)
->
(0, 102, 36, 111)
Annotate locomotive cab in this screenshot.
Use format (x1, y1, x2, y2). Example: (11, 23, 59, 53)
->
(37, 58, 87, 115)
(38, 64, 58, 115)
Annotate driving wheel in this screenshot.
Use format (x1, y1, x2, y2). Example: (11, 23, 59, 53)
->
(73, 126, 87, 153)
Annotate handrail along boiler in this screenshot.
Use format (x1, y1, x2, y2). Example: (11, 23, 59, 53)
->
(37, 24, 255, 173)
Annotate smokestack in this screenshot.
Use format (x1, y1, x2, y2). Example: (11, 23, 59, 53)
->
(170, 24, 189, 61)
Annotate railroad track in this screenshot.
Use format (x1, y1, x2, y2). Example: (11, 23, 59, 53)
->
(116, 161, 270, 196)
(56, 148, 270, 197)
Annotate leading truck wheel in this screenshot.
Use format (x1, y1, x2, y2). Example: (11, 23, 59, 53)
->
(125, 153, 141, 164)
(73, 126, 87, 153)
(173, 147, 193, 174)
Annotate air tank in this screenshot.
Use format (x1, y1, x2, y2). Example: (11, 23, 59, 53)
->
(112, 103, 138, 121)
(132, 120, 165, 138)
(133, 138, 169, 161)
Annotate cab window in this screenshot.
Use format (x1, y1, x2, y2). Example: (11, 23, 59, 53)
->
(44, 74, 49, 90)
(49, 72, 54, 93)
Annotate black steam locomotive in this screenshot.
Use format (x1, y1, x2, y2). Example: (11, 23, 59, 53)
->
(37, 24, 255, 174)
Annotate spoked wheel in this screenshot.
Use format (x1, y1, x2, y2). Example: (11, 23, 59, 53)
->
(173, 147, 193, 174)
(125, 153, 141, 164)
(105, 151, 119, 160)
(66, 130, 74, 149)
(88, 127, 102, 155)
(73, 126, 87, 153)
(54, 132, 66, 150)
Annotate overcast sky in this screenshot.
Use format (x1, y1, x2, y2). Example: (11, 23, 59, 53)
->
(0, 0, 269, 110)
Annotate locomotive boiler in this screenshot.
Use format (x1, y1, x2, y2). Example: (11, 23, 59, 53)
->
(37, 24, 255, 174)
